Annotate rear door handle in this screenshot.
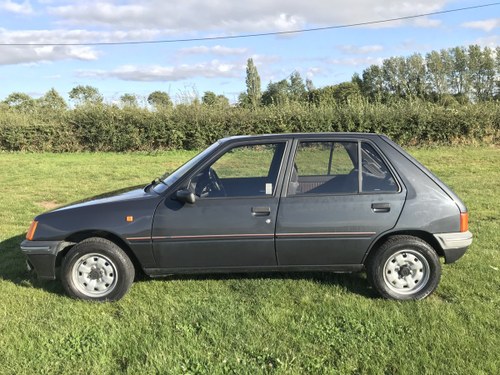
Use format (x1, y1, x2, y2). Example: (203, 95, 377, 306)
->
(371, 203, 391, 213)
(251, 206, 271, 216)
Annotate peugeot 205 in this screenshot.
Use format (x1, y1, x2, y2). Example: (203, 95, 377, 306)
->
(21, 133, 472, 301)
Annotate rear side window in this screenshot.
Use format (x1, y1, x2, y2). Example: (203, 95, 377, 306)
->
(361, 143, 398, 192)
(288, 140, 399, 195)
(289, 141, 358, 195)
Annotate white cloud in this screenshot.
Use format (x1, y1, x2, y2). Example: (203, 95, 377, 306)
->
(48, 0, 447, 31)
(0, 0, 33, 14)
(77, 60, 242, 82)
(473, 35, 500, 49)
(0, 27, 166, 45)
(0, 28, 170, 64)
(329, 56, 384, 66)
(338, 44, 384, 54)
(462, 18, 500, 32)
(0, 45, 98, 65)
(179, 45, 249, 56)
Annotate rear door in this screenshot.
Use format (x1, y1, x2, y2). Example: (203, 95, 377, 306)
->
(276, 138, 406, 266)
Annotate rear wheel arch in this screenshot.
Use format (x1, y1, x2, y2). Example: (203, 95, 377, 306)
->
(365, 234, 442, 300)
(364, 230, 444, 265)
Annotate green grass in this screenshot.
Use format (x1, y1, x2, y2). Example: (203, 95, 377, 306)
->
(0, 146, 499, 374)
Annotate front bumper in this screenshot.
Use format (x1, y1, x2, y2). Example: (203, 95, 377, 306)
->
(433, 230, 473, 264)
(20, 240, 73, 280)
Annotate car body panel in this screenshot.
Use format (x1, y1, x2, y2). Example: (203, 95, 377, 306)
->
(151, 196, 280, 268)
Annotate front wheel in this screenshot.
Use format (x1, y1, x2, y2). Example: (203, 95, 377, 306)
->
(366, 235, 441, 300)
(61, 237, 135, 301)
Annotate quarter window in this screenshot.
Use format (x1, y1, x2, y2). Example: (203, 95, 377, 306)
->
(361, 143, 398, 192)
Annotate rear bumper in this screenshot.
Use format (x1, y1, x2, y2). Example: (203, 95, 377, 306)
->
(20, 240, 73, 280)
(433, 230, 473, 264)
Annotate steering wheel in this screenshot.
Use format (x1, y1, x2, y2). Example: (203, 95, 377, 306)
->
(195, 167, 226, 197)
(208, 168, 226, 196)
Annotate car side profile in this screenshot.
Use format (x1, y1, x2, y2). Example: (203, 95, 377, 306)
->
(21, 133, 473, 301)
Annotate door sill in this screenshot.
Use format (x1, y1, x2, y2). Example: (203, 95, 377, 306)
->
(144, 264, 364, 277)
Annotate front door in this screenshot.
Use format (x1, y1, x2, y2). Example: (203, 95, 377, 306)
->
(152, 141, 288, 270)
(276, 139, 406, 266)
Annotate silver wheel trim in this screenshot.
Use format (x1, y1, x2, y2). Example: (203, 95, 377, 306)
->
(382, 249, 430, 295)
(71, 253, 118, 297)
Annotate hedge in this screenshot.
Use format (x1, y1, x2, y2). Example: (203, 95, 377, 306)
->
(0, 100, 498, 152)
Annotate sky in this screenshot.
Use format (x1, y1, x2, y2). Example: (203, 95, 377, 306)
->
(0, 0, 498, 104)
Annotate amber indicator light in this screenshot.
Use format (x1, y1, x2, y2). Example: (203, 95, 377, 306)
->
(460, 212, 469, 232)
(126, 216, 134, 222)
(26, 220, 38, 240)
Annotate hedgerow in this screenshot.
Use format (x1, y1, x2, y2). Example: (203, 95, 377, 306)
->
(0, 100, 498, 152)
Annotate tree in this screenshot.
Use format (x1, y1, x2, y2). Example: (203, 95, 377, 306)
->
(3, 92, 36, 113)
(38, 88, 67, 112)
(360, 65, 385, 101)
(202, 91, 217, 106)
(147, 91, 172, 109)
(120, 93, 138, 108)
(309, 82, 361, 105)
(68, 85, 103, 106)
(261, 79, 289, 106)
(382, 56, 407, 98)
(202, 91, 229, 106)
(496, 46, 500, 99)
(468, 45, 495, 101)
(288, 71, 307, 102)
(425, 50, 450, 97)
(404, 53, 426, 98)
(448, 46, 469, 96)
(245, 58, 261, 108)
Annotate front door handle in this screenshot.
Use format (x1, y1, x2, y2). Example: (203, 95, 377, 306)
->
(371, 203, 391, 213)
(251, 206, 271, 216)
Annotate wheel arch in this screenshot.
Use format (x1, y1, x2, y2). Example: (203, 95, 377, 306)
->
(363, 229, 444, 265)
(57, 230, 143, 276)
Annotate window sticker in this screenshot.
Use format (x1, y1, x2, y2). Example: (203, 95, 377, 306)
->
(265, 183, 273, 195)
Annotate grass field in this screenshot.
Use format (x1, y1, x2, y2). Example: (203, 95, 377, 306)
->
(0, 146, 498, 374)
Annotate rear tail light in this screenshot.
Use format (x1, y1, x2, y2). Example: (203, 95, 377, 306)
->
(26, 221, 38, 240)
(460, 212, 469, 232)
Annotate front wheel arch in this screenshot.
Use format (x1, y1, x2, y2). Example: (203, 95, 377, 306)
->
(58, 230, 143, 277)
(61, 237, 135, 301)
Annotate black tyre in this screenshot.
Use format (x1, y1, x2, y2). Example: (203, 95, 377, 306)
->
(366, 235, 441, 300)
(61, 237, 135, 301)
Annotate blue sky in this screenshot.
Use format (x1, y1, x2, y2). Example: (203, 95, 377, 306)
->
(0, 0, 498, 104)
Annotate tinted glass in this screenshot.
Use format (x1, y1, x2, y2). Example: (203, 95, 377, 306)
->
(289, 141, 358, 195)
(361, 143, 398, 192)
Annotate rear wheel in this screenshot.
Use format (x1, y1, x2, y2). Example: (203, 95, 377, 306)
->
(366, 235, 441, 300)
(61, 237, 134, 301)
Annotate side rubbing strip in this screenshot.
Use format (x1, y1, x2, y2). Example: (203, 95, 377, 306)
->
(276, 232, 375, 238)
(127, 232, 375, 242)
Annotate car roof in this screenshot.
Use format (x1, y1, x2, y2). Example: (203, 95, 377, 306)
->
(220, 132, 384, 143)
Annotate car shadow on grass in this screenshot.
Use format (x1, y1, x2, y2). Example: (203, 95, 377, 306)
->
(0, 234, 65, 295)
(139, 271, 377, 299)
(1, 234, 377, 299)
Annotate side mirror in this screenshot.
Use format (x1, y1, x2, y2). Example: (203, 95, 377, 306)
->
(176, 189, 196, 204)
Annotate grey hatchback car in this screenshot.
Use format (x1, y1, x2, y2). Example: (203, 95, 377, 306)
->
(21, 133, 472, 301)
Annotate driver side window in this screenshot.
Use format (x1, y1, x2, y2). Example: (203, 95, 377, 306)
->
(189, 143, 286, 198)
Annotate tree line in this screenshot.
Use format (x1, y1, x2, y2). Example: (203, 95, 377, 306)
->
(2, 44, 498, 115)
(240, 45, 500, 107)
